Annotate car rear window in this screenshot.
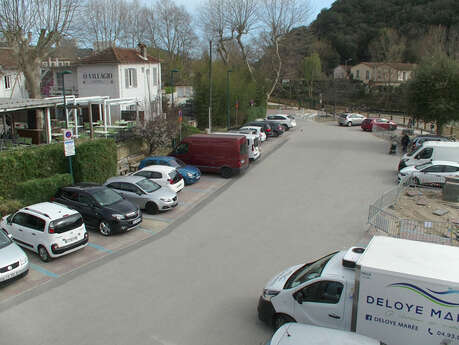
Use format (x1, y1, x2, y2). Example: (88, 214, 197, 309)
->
(50, 214, 83, 234)
(240, 140, 248, 155)
(254, 138, 259, 147)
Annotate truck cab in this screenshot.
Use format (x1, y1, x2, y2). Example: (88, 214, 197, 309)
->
(258, 247, 365, 330)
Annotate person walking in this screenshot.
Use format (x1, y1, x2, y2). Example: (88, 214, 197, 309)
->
(401, 133, 410, 153)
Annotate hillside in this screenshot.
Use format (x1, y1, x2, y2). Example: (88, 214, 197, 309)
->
(312, 0, 459, 64)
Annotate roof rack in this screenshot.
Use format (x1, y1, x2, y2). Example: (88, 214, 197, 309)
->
(24, 207, 50, 219)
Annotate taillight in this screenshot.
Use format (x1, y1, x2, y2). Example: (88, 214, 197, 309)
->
(266, 128, 271, 132)
(48, 222, 55, 234)
(168, 178, 173, 184)
(252, 145, 254, 151)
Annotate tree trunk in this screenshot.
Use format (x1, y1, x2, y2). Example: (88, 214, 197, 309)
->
(266, 38, 282, 101)
(21, 55, 44, 129)
(236, 35, 254, 80)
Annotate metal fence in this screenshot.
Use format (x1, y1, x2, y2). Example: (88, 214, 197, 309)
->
(368, 180, 458, 246)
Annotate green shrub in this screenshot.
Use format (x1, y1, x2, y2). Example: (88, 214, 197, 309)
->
(73, 139, 117, 184)
(246, 106, 266, 122)
(14, 173, 72, 205)
(0, 197, 23, 218)
(181, 123, 203, 138)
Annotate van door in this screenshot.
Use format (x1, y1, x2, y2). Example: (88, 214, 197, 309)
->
(21, 213, 47, 252)
(291, 280, 347, 330)
(413, 147, 433, 165)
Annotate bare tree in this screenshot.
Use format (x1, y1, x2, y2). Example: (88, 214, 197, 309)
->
(199, 0, 234, 64)
(417, 25, 459, 61)
(137, 115, 177, 154)
(0, 0, 79, 98)
(227, 0, 258, 77)
(259, 0, 310, 100)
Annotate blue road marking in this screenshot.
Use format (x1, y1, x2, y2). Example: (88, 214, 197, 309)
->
(87, 242, 113, 253)
(29, 263, 59, 278)
(139, 227, 155, 235)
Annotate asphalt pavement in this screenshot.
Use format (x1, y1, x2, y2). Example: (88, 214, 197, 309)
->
(0, 118, 400, 345)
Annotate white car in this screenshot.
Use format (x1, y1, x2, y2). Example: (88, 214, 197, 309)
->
(239, 126, 267, 142)
(0, 230, 29, 283)
(287, 115, 297, 127)
(266, 114, 294, 130)
(398, 160, 459, 186)
(132, 165, 185, 193)
(0, 202, 88, 262)
(269, 323, 380, 345)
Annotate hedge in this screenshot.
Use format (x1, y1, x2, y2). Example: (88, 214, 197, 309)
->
(73, 139, 117, 184)
(0, 197, 23, 218)
(14, 173, 72, 206)
(246, 106, 267, 123)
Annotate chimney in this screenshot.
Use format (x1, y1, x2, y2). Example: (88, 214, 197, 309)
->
(137, 43, 147, 59)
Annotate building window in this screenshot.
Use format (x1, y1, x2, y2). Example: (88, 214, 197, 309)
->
(402, 72, 407, 81)
(4, 75, 11, 89)
(125, 68, 137, 88)
(356, 70, 360, 79)
(152, 67, 158, 86)
(366, 70, 370, 80)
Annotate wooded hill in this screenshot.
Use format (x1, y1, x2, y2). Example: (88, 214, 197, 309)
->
(311, 0, 459, 64)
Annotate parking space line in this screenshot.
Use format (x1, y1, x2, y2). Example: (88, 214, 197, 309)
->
(87, 242, 113, 254)
(142, 215, 173, 223)
(139, 227, 155, 235)
(29, 263, 59, 278)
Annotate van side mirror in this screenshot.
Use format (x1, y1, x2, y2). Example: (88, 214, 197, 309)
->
(294, 291, 304, 304)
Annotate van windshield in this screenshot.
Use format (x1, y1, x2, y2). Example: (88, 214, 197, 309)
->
(284, 252, 337, 289)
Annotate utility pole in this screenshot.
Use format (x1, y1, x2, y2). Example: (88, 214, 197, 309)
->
(208, 40, 213, 133)
(226, 69, 232, 129)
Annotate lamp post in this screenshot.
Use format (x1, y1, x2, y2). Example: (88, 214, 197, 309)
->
(61, 70, 72, 128)
(170, 69, 178, 108)
(226, 69, 232, 129)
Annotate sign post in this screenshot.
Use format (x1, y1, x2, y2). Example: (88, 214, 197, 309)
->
(63, 129, 75, 184)
(178, 109, 183, 142)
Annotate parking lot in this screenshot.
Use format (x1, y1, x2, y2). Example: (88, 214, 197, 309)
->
(0, 128, 293, 303)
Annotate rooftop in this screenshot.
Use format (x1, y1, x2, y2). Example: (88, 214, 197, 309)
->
(79, 47, 159, 65)
(0, 48, 18, 70)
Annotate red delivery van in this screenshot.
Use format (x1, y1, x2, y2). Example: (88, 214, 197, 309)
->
(170, 134, 249, 178)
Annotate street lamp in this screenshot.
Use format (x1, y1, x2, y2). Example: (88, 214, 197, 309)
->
(226, 69, 232, 129)
(61, 70, 72, 128)
(170, 69, 179, 108)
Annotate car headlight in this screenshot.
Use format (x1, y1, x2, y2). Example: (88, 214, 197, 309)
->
(20, 256, 28, 265)
(186, 172, 193, 177)
(263, 289, 280, 301)
(112, 214, 125, 220)
(160, 198, 173, 202)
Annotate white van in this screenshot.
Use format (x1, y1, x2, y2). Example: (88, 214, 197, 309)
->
(212, 132, 261, 161)
(398, 141, 459, 171)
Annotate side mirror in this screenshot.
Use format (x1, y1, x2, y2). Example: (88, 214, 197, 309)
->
(7, 233, 12, 239)
(294, 292, 304, 304)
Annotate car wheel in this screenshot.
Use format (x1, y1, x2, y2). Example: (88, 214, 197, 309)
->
(282, 125, 289, 131)
(38, 245, 50, 262)
(221, 167, 233, 178)
(99, 220, 112, 236)
(347, 121, 352, 127)
(273, 314, 295, 330)
(145, 202, 159, 214)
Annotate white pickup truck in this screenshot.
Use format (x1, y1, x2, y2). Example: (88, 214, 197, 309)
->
(258, 236, 459, 345)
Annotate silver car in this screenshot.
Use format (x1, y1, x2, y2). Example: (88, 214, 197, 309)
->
(104, 175, 178, 214)
(338, 113, 366, 126)
(266, 114, 293, 130)
(0, 230, 29, 283)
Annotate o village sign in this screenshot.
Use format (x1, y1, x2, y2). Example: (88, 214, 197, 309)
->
(82, 72, 113, 84)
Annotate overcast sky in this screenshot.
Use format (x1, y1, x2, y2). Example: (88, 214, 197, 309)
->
(171, 0, 335, 23)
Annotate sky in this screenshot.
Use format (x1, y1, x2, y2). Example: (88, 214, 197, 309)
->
(171, 0, 335, 23)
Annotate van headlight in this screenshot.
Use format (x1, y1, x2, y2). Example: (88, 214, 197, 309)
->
(20, 256, 28, 265)
(263, 289, 280, 301)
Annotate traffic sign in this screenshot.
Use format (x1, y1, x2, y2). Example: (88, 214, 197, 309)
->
(63, 129, 73, 141)
(64, 139, 75, 157)
(178, 110, 183, 123)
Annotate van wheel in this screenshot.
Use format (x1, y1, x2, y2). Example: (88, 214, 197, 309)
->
(347, 121, 352, 127)
(38, 245, 50, 262)
(99, 220, 112, 236)
(221, 167, 233, 178)
(146, 202, 159, 214)
(273, 314, 295, 330)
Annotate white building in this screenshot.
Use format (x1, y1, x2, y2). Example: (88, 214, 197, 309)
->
(0, 48, 28, 99)
(77, 44, 162, 122)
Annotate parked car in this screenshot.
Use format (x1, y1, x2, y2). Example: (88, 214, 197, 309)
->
(105, 176, 178, 214)
(410, 135, 454, 152)
(239, 126, 267, 142)
(268, 323, 381, 345)
(138, 156, 201, 185)
(0, 202, 88, 262)
(54, 184, 142, 236)
(398, 160, 459, 186)
(132, 165, 185, 193)
(264, 120, 285, 136)
(170, 134, 249, 178)
(360, 118, 376, 131)
(287, 115, 297, 127)
(337, 113, 366, 127)
(398, 141, 459, 170)
(266, 114, 294, 131)
(0, 230, 29, 284)
(245, 121, 274, 137)
(213, 132, 261, 161)
(361, 118, 396, 131)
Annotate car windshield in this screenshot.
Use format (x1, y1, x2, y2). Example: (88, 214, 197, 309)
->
(92, 188, 123, 206)
(415, 162, 432, 170)
(0, 231, 12, 249)
(285, 252, 337, 289)
(136, 179, 161, 193)
(169, 159, 185, 168)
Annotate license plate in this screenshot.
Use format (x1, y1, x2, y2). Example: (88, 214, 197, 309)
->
(3, 271, 17, 281)
(64, 236, 77, 244)
(132, 218, 141, 225)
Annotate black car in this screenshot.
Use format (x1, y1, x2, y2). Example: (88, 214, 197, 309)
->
(264, 120, 285, 136)
(244, 121, 275, 137)
(53, 183, 142, 236)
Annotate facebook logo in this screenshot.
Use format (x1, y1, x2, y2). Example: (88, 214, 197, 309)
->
(366, 315, 372, 321)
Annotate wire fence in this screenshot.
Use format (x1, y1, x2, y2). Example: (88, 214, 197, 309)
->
(368, 177, 459, 246)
